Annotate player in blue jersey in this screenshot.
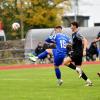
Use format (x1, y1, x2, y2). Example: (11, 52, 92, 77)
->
(29, 26, 72, 86)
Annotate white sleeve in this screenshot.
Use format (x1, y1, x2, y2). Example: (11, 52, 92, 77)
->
(49, 34, 56, 40)
(76, 33, 84, 40)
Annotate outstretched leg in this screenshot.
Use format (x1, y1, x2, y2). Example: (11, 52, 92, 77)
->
(29, 49, 52, 62)
(63, 57, 92, 86)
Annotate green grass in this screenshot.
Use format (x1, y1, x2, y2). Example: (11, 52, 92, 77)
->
(0, 64, 100, 100)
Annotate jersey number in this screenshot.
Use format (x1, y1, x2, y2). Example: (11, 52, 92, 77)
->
(60, 40, 66, 48)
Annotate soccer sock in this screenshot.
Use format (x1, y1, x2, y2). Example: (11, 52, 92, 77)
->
(67, 63, 88, 81)
(81, 71, 88, 81)
(76, 66, 88, 81)
(76, 67, 82, 74)
(38, 51, 48, 59)
(67, 63, 76, 70)
(55, 68, 61, 79)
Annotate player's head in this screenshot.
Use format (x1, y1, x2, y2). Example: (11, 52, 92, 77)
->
(38, 42, 42, 47)
(54, 26, 62, 33)
(70, 21, 79, 32)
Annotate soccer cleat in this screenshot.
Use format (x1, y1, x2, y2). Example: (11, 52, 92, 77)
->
(28, 53, 35, 57)
(28, 53, 37, 62)
(85, 79, 93, 86)
(97, 72, 100, 77)
(57, 79, 63, 86)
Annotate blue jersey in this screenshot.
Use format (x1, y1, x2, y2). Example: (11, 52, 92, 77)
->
(46, 33, 71, 53)
(46, 33, 71, 66)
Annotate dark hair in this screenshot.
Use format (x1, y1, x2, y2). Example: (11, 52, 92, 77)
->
(55, 26, 62, 29)
(71, 21, 79, 28)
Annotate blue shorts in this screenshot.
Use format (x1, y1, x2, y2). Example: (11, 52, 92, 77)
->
(52, 49, 67, 66)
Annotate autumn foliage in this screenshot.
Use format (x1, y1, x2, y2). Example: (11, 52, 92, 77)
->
(0, 0, 71, 39)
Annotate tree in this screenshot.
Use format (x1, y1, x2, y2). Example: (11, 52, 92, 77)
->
(0, 0, 71, 39)
(25, 0, 71, 28)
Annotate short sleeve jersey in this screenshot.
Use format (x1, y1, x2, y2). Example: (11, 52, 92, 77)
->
(72, 32, 84, 53)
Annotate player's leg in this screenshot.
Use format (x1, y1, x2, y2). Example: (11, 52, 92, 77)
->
(63, 57, 83, 78)
(63, 57, 76, 70)
(54, 66, 63, 86)
(74, 59, 83, 78)
(75, 58, 92, 86)
(38, 49, 52, 59)
(53, 49, 64, 86)
(29, 49, 52, 62)
(64, 52, 83, 78)
(63, 56, 82, 76)
(63, 56, 92, 86)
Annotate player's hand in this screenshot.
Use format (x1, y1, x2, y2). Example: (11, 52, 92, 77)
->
(83, 50, 86, 56)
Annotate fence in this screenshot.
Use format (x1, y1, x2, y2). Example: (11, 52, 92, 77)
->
(0, 49, 25, 64)
(0, 40, 25, 64)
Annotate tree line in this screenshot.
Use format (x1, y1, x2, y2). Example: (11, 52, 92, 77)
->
(0, 0, 71, 40)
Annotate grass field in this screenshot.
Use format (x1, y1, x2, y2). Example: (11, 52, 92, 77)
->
(0, 64, 100, 100)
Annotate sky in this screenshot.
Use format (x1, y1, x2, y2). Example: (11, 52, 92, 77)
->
(78, 0, 100, 27)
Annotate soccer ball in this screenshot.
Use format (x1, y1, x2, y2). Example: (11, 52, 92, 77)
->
(12, 22, 20, 30)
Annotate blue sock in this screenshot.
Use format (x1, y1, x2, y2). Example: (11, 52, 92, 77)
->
(38, 51, 48, 59)
(55, 68, 61, 79)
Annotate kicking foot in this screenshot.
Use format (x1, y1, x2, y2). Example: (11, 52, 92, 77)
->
(57, 79, 63, 86)
(28, 53, 37, 62)
(85, 79, 93, 86)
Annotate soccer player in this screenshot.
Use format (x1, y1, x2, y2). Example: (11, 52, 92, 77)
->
(63, 22, 92, 86)
(94, 32, 100, 77)
(29, 26, 72, 86)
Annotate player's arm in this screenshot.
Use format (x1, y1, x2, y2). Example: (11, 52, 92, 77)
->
(82, 37, 88, 52)
(82, 38, 88, 56)
(66, 41, 72, 49)
(77, 33, 88, 55)
(45, 38, 55, 43)
(66, 36, 73, 51)
(66, 43, 72, 53)
(45, 34, 56, 43)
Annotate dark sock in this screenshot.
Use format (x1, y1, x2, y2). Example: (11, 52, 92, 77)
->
(67, 63, 88, 81)
(81, 71, 88, 81)
(55, 68, 61, 79)
(67, 63, 76, 70)
(38, 51, 48, 59)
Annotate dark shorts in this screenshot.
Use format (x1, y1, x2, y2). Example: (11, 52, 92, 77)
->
(70, 51, 83, 66)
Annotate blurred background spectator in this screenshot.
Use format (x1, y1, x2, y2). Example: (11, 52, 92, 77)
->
(86, 42, 99, 61)
(35, 42, 45, 56)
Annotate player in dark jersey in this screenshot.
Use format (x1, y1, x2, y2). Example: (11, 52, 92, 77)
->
(94, 32, 100, 77)
(63, 22, 92, 86)
(28, 26, 72, 86)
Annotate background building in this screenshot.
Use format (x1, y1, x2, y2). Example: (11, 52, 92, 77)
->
(62, 15, 89, 27)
